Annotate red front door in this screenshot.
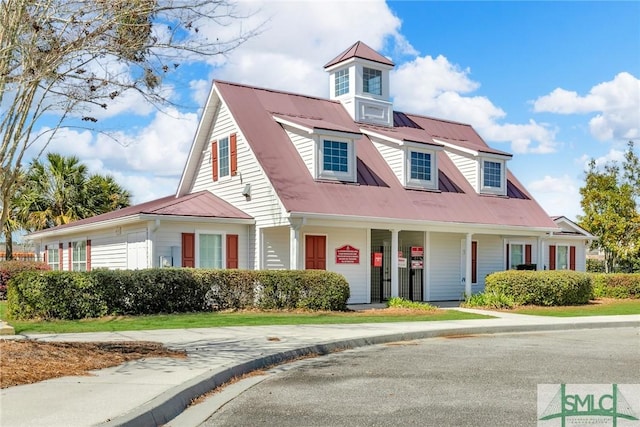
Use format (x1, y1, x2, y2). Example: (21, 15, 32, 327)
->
(305, 235, 326, 270)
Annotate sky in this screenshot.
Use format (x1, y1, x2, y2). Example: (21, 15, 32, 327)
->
(37, 0, 640, 223)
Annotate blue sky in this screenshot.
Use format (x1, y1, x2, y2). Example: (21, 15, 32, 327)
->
(39, 1, 640, 222)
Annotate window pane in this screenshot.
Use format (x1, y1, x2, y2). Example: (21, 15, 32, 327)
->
(219, 137, 229, 177)
(48, 248, 59, 271)
(199, 234, 222, 269)
(511, 244, 524, 269)
(72, 241, 86, 272)
(323, 140, 349, 172)
(557, 246, 568, 270)
(335, 69, 349, 96)
(483, 161, 502, 188)
(363, 67, 382, 95)
(410, 151, 431, 181)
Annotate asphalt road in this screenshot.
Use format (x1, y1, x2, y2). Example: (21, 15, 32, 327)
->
(200, 327, 640, 427)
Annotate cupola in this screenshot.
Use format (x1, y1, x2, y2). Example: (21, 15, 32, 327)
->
(324, 41, 395, 127)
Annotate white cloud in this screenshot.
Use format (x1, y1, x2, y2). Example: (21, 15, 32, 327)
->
(533, 72, 640, 142)
(205, 0, 413, 96)
(392, 54, 558, 154)
(190, 79, 212, 107)
(592, 148, 626, 169)
(34, 108, 198, 203)
(528, 174, 582, 220)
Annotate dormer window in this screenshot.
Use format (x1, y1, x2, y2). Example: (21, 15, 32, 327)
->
(480, 158, 505, 194)
(363, 67, 382, 95)
(335, 69, 349, 97)
(406, 148, 438, 190)
(318, 137, 356, 182)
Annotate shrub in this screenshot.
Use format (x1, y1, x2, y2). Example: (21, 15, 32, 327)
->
(7, 271, 107, 320)
(586, 259, 605, 273)
(6, 268, 351, 319)
(256, 270, 350, 311)
(0, 260, 49, 300)
(485, 270, 592, 306)
(386, 297, 436, 311)
(591, 273, 640, 299)
(463, 291, 515, 309)
(195, 269, 256, 311)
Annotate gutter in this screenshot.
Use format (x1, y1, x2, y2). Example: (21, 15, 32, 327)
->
(287, 211, 560, 235)
(25, 214, 255, 240)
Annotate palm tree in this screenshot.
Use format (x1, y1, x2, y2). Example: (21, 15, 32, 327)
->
(16, 153, 131, 234)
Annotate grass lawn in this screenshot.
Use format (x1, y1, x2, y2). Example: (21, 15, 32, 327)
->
(510, 298, 640, 317)
(0, 302, 491, 334)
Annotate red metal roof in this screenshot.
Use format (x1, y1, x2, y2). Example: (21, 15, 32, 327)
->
(324, 41, 395, 69)
(28, 191, 252, 236)
(215, 81, 557, 230)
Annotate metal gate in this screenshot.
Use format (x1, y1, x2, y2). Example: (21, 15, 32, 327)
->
(370, 244, 423, 302)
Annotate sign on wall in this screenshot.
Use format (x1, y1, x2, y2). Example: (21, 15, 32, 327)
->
(335, 245, 360, 264)
(372, 252, 383, 267)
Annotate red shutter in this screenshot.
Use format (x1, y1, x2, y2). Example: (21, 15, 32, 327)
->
(68, 242, 73, 271)
(525, 244, 532, 265)
(58, 243, 63, 270)
(505, 243, 510, 270)
(549, 245, 556, 270)
(86, 240, 91, 271)
(230, 133, 238, 176)
(226, 234, 239, 269)
(211, 141, 218, 182)
(44, 245, 48, 264)
(569, 246, 576, 270)
(181, 233, 195, 268)
(471, 241, 477, 284)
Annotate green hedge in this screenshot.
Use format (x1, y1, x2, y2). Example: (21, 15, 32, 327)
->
(591, 273, 640, 299)
(485, 270, 592, 306)
(0, 260, 50, 300)
(6, 268, 350, 320)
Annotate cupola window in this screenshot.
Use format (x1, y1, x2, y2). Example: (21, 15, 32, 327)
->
(363, 67, 382, 95)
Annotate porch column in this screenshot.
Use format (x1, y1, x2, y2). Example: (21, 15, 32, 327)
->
(537, 236, 544, 271)
(289, 218, 305, 270)
(391, 229, 399, 297)
(464, 233, 473, 297)
(290, 226, 301, 270)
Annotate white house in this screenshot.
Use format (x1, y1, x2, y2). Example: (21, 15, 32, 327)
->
(27, 41, 594, 303)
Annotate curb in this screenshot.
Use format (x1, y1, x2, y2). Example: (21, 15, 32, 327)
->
(0, 320, 15, 335)
(103, 319, 640, 427)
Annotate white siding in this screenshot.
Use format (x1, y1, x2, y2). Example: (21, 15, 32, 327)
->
(188, 96, 288, 268)
(154, 221, 250, 269)
(446, 150, 477, 190)
(371, 140, 404, 185)
(544, 240, 587, 272)
(263, 226, 289, 270)
(428, 232, 465, 301)
(304, 226, 369, 304)
(286, 128, 315, 177)
(474, 235, 505, 291)
(91, 235, 128, 270)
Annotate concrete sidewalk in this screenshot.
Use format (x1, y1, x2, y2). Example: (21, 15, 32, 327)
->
(1, 309, 639, 427)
